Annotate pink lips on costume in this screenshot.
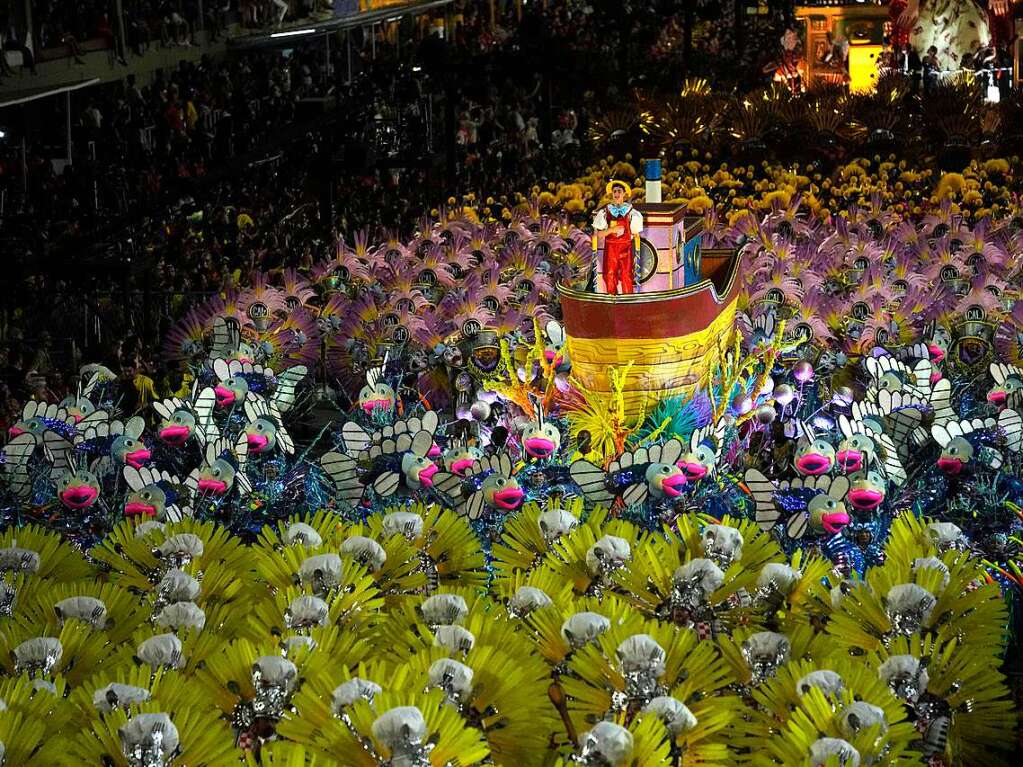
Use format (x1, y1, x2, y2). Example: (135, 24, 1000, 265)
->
(61, 485, 99, 509)
(820, 510, 850, 534)
(125, 448, 151, 468)
(937, 456, 963, 475)
(492, 486, 525, 510)
(247, 433, 270, 452)
(848, 488, 884, 511)
(836, 450, 863, 473)
(361, 398, 393, 414)
(661, 473, 688, 497)
(124, 501, 157, 517)
(417, 463, 439, 487)
(159, 425, 191, 445)
(677, 461, 708, 481)
(450, 458, 475, 476)
(796, 452, 832, 475)
(214, 385, 236, 408)
(524, 437, 556, 458)
(197, 478, 229, 495)
(987, 389, 1007, 407)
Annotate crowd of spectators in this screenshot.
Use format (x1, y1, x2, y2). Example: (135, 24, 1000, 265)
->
(0, 1, 368, 71)
(0, 24, 429, 417)
(0, 1, 199, 66)
(0, 0, 799, 424)
(27, 46, 335, 215)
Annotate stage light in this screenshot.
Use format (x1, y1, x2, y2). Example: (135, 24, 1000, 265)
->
(271, 29, 317, 38)
(0, 129, 6, 139)
(849, 43, 882, 94)
(412, 66, 422, 72)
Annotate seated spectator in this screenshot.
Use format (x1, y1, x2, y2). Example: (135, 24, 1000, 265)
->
(162, 4, 192, 47)
(126, 2, 153, 56)
(97, 13, 115, 49)
(97, 13, 128, 65)
(206, 3, 231, 41)
(56, 21, 87, 65)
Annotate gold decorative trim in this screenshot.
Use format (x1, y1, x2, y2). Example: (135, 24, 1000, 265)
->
(565, 300, 737, 395)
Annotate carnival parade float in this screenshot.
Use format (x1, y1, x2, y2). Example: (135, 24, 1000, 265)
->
(4, 103, 1023, 767)
(562, 162, 742, 413)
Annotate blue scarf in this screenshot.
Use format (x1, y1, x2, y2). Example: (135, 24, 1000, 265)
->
(608, 203, 630, 218)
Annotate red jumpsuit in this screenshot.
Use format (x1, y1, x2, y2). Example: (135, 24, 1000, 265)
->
(888, 0, 911, 49)
(988, 1, 1013, 50)
(602, 206, 635, 295)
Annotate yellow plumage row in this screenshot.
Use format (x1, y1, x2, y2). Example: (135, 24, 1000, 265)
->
(0, 504, 1015, 765)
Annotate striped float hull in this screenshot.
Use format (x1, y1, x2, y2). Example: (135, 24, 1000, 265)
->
(560, 249, 741, 413)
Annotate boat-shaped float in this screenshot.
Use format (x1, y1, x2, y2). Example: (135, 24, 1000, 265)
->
(560, 202, 741, 413)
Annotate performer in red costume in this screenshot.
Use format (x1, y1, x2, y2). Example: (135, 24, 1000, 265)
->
(986, 0, 1015, 51)
(592, 181, 643, 295)
(888, 0, 912, 50)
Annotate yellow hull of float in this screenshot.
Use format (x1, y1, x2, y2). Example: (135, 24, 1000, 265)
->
(565, 297, 738, 413)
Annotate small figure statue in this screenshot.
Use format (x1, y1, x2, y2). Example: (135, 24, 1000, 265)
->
(591, 181, 643, 295)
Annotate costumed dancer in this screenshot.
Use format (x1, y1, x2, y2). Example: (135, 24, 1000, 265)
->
(591, 181, 642, 295)
(888, 0, 912, 51)
(766, 28, 806, 95)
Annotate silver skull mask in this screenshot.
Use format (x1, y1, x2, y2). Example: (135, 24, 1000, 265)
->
(420, 594, 468, 627)
(878, 655, 929, 703)
(561, 612, 610, 650)
(741, 631, 790, 685)
(371, 706, 432, 767)
(333, 677, 383, 715)
(586, 535, 631, 578)
(13, 637, 63, 677)
(428, 658, 474, 705)
(701, 525, 743, 567)
(93, 683, 151, 713)
(642, 695, 698, 735)
(251, 655, 297, 721)
(797, 670, 845, 698)
(119, 713, 179, 767)
(671, 558, 724, 613)
(299, 553, 343, 596)
(341, 536, 387, 573)
(575, 721, 633, 766)
(885, 583, 936, 636)
(615, 634, 666, 705)
(508, 586, 552, 618)
(809, 737, 860, 767)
